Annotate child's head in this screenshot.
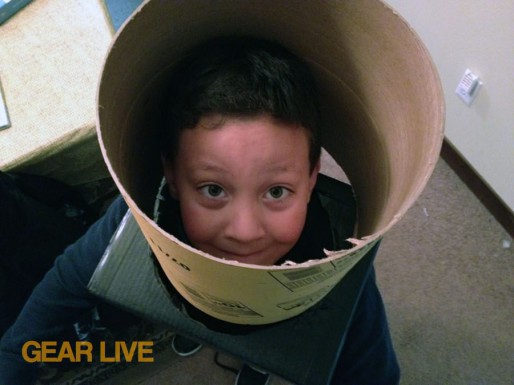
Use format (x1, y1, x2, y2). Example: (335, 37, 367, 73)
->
(160, 36, 322, 265)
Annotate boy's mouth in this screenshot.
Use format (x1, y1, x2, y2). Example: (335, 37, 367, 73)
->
(220, 249, 261, 259)
(216, 248, 271, 265)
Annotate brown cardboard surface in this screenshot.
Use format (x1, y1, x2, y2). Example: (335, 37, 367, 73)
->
(0, 0, 112, 185)
(96, 0, 444, 324)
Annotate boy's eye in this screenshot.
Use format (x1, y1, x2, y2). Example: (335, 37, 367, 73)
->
(265, 186, 290, 200)
(199, 184, 226, 198)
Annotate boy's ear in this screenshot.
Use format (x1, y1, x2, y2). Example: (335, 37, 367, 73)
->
(162, 156, 178, 199)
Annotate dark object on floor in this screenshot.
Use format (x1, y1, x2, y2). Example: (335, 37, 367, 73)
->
(171, 334, 203, 357)
(235, 364, 271, 385)
(0, 171, 91, 335)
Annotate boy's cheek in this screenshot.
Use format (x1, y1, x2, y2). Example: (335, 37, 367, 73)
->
(181, 205, 219, 243)
(272, 212, 306, 244)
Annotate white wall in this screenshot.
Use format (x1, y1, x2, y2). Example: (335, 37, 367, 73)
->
(384, 0, 514, 212)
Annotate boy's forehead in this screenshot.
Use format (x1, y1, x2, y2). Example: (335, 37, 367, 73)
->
(173, 115, 311, 172)
(177, 114, 310, 145)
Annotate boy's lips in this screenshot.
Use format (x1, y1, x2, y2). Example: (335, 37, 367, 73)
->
(217, 248, 269, 264)
(220, 249, 261, 258)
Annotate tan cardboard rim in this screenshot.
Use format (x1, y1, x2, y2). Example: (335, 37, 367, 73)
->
(96, 0, 444, 324)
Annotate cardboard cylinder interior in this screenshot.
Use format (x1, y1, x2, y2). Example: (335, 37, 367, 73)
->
(97, 0, 444, 324)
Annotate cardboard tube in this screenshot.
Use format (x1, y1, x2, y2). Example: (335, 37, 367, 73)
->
(97, 0, 444, 324)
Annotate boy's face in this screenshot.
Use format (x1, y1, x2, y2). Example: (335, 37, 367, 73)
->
(163, 114, 319, 266)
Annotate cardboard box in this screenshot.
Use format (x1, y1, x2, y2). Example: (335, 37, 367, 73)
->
(96, 0, 444, 324)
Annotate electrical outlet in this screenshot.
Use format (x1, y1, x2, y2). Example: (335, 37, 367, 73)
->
(456, 69, 482, 106)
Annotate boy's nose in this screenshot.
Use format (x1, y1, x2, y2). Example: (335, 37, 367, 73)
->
(224, 204, 265, 244)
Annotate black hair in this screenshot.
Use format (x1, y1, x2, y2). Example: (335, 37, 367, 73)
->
(160, 36, 321, 171)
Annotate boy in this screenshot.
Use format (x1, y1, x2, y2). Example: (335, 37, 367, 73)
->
(0, 36, 399, 384)
(158, 36, 329, 267)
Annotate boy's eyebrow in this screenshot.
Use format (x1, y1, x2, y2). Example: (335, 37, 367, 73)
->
(266, 163, 297, 173)
(191, 161, 229, 174)
(195, 161, 296, 173)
